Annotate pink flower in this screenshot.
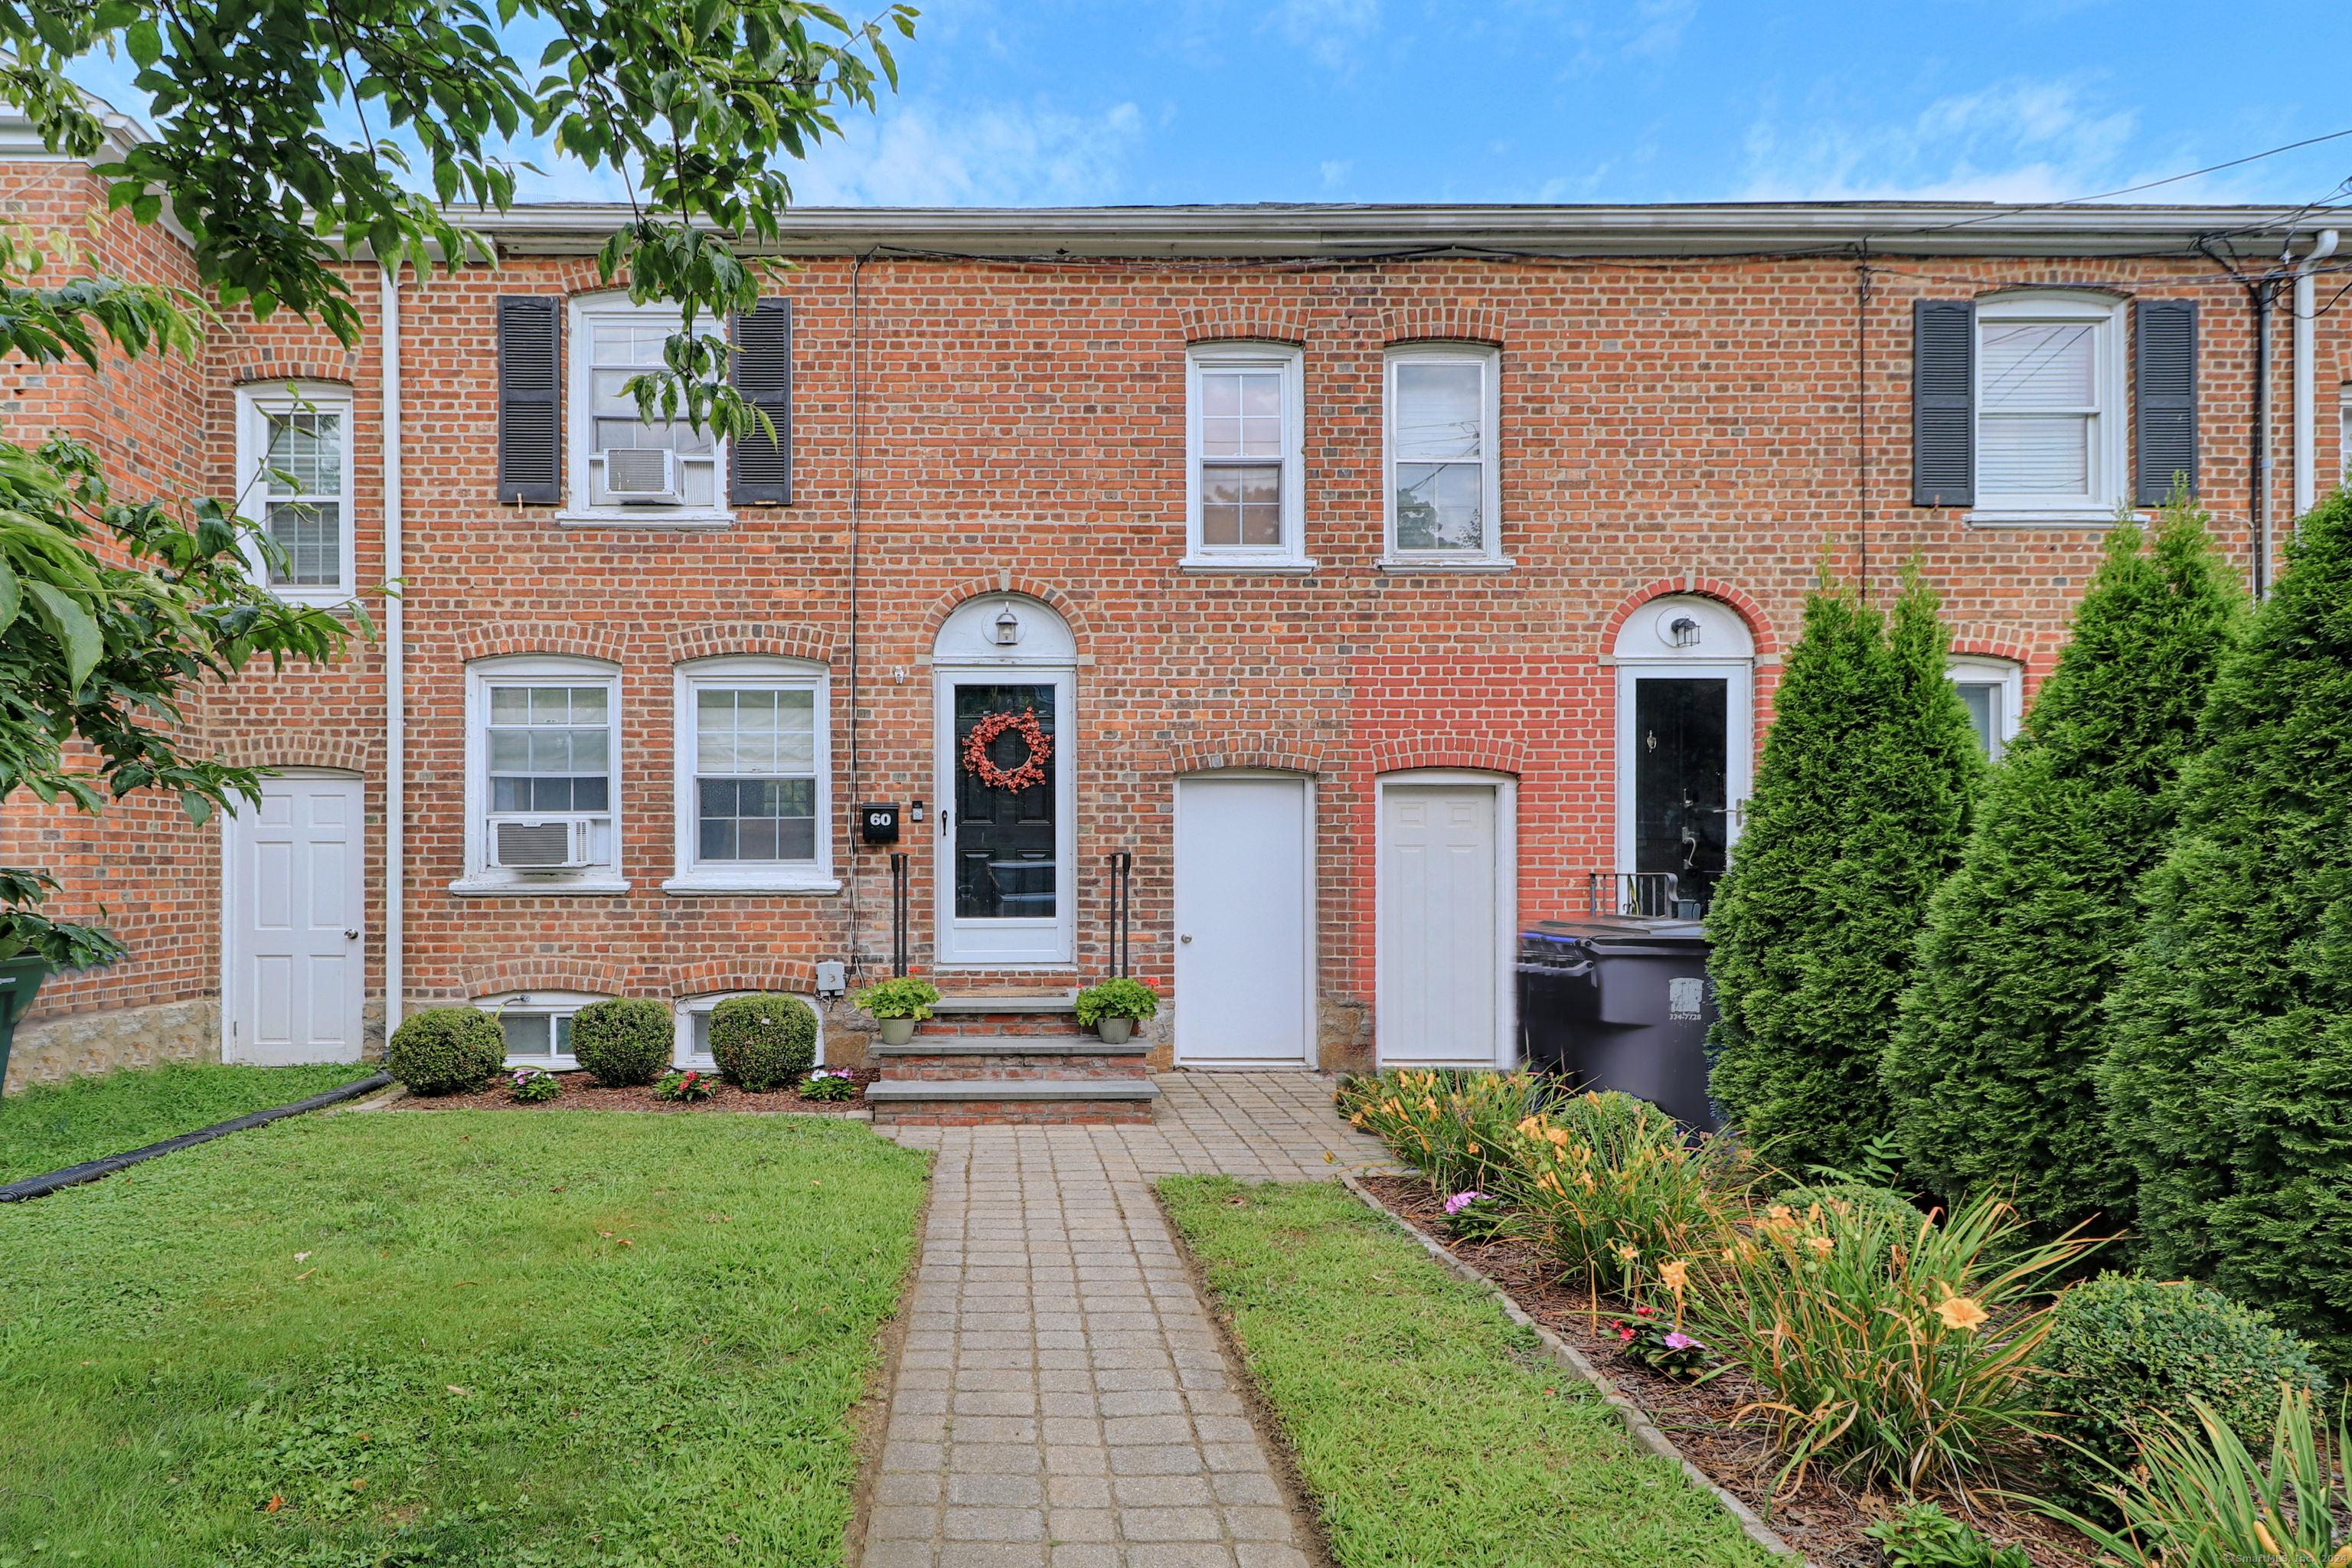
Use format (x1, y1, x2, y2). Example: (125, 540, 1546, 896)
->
(1634, 1305, 1655, 1318)
(1617, 1325, 1635, 1342)
(1443, 1191, 1488, 1216)
(1663, 1332, 1700, 1352)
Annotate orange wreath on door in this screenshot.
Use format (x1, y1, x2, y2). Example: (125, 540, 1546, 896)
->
(962, 708, 1053, 792)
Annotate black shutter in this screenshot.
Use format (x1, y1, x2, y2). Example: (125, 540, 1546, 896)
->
(496, 296, 561, 505)
(730, 297, 792, 505)
(1913, 299, 1975, 508)
(2135, 299, 2198, 505)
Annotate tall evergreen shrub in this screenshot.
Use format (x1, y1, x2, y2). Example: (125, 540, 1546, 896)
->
(2102, 489, 2352, 1368)
(1708, 572, 1982, 1171)
(1883, 494, 2243, 1236)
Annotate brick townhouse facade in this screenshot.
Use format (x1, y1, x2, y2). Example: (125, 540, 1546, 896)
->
(3, 109, 2342, 1093)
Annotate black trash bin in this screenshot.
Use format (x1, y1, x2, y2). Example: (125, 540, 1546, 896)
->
(1517, 917, 1717, 1130)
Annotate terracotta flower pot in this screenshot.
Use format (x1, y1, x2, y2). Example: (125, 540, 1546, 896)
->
(878, 1017, 917, 1046)
(1096, 1016, 1134, 1045)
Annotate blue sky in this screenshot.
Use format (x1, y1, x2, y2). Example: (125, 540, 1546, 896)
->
(72, 1, 2352, 210)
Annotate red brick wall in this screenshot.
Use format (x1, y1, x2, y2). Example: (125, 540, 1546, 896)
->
(2, 175, 2328, 1068)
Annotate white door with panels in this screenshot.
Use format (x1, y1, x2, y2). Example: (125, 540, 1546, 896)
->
(1173, 774, 1313, 1066)
(224, 774, 365, 1063)
(1377, 779, 1513, 1068)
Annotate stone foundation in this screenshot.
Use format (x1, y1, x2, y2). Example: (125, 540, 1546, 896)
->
(4, 998, 222, 1096)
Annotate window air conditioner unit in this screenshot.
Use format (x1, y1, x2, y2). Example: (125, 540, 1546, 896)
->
(602, 447, 681, 504)
(492, 817, 596, 870)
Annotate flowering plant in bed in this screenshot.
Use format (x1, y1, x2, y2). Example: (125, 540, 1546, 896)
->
(655, 1068, 717, 1102)
(1606, 1304, 1713, 1381)
(1441, 1190, 1512, 1243)
(507, 1067, 561, 1104)
(800, 1067, 859, 1102)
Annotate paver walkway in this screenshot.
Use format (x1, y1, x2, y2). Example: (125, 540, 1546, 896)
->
(861, 1071, 1395, 1568)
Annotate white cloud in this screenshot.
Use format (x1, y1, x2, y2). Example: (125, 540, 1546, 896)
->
(1320, 158, 1354, 191)
(1269, 0, 1382, 71)
(1737, 76, 2162, 202)
(1625, 0, 1698, 60)
(783, 100, 1145, 207)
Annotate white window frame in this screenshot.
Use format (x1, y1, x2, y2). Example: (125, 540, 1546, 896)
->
(665, 655, 839, 895)
(1380, 342, 1509, 570)
(560, 293, 732, 529)
(1948, 655, 2025, 761)
(675, 991, 827, 1071)
(1182, 341, 1310, 573)
(1968, 291, 2130, 526)
(234, 381, 356, 605)
(452, 654, 629, 897)
(473, 990, 606, 1070)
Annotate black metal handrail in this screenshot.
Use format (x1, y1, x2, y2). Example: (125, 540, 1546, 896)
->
(890, 851, 910, 976)
(1107, 851, 1133, 976)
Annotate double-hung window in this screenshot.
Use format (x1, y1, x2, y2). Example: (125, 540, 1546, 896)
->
(1947, 656, 2024, 761)
(456, 656, 626, 895)
(667, 658, 836, 894)
(1956, 292, 2127, 523)
(567, 296, 727, 520)
(1383, 344, 1503, 566)
(235, 384, 354, 603)
(1183, 342, 1307, 570)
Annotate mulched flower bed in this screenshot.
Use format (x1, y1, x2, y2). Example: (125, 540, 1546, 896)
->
(400, 1068, 880, 1116)
(1361, 1174, 2096, 1568)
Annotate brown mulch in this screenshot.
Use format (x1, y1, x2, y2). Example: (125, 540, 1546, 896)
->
(400, 1067, 880, 1116)
(1361, 1174, 2097, 1568)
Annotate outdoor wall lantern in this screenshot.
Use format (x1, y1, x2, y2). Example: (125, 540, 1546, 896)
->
(994, 606, 1022, 645)
(1668, 616, 1702, 648)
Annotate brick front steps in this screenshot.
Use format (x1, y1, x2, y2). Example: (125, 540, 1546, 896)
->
(864, 993, 1158, 1126)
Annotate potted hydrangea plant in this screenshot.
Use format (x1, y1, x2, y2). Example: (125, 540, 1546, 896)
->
(854, 976, 939, 1047)
(1074, 978, 1158, 1045)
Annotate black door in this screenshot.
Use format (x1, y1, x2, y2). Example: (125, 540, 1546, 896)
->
(1633, 678, 1728, 911)
(953, 684, 1057, 920)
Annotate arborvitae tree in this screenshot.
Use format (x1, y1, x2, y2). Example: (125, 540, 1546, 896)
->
(2102, 488, 2352, 1369)
(1708, 570, 1982, 1172)
(1883, 493, 2243, 1237)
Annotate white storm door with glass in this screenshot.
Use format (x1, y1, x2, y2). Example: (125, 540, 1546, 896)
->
(935, 670, 1076, 966)
(1173, 775, 1312, 1065)
(1377, 782, 1508, 1067)
(225, 775, 365, 1064)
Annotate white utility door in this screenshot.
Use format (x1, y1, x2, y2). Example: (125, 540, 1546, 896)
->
(1377, 783, 1506, 1067)
(225, 775, 365, 1063)
(1173, 775, 1312, 1065)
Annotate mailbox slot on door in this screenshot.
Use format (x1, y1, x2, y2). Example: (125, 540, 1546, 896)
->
(859, 802, 901, 845)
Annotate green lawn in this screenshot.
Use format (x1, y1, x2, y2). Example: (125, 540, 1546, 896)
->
(1160, 1176, 1775, 1568)
(0, 1060, 381, 1184)
(0, 1109, 928, 1566)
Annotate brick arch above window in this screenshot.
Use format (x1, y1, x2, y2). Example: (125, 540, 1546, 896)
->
(1367, 736, 1527, 776)
(1600, 577, 1782, 659)
(919, 575, 1093, 648)
(1947, 624, 2038, 668)
(227, 364, 358, 389)
(668, 622, 837, 665)
(462, 957, 628, 998)
(1380, 303, 1507, 348)
(454, 622, 629, 665)
(1176, 302, 1310, 345)
(667, 960, 820, 999)
(1166, 731, 1329, 776)
(206, 733, 374, 774)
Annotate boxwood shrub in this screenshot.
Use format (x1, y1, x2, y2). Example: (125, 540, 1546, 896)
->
(568, 998, 672, 1087)
(709, 995, 817, 1092)
(387, 1007, 505, 1096)
(1773, 1182, 1929, 1235)
(2042, 1272, 2328, 1511)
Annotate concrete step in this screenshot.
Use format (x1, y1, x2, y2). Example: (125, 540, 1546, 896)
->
(924, 990, 1089, 1038)
(872, 1036, 1145, 1059)
(865, 1075, 1161, 1128)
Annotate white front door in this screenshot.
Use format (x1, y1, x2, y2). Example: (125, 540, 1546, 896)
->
(935, 669, 1076, 967)
(1377, 781, 1510, 1067)
(1173, 774, 1312, 1066)
(225, 775, 365, 1064)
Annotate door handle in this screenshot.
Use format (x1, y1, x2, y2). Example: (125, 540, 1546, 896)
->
(1180, 933, 1193, 944)
(345, 929, 360, 940)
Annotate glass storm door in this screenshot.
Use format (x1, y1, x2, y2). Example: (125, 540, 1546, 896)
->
(936, 675, 1074, 966)
(1632, 677, 1729, 912)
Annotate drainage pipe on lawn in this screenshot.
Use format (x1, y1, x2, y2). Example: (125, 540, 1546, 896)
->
(0, 1072, 390, 1203)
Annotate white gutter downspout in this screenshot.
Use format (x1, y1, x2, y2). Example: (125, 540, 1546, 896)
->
(379, 263, 404, 1038)
(2295, 228, 2339, 518)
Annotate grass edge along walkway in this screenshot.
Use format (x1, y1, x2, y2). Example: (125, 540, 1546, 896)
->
(1160, 1175, 1775, 1568)
(0, 1108, 927, 1566)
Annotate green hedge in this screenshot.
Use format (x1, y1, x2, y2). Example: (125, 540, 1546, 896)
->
(569, 998, 672, 1087)
(387, 1007, 505, 1096)
(709, 995, 817, 1091)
